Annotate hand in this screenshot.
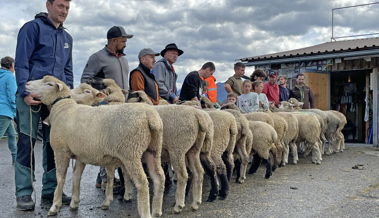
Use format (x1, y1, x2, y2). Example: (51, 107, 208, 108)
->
(173, 96, 179, 104)
(259, 101, 264, 106)
(24, 93, 42, 106)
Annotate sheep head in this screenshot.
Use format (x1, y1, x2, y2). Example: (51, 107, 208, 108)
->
(279, 101, 294, 110)
(25, 76, 71, 106)
(200, 96, 214, 109)
(86, 77, 126, 103)
(71, 83, 107, 106)
(289, 98, 304, 107)
(220, 103, 241, 112)
(126, 90, 154, 105)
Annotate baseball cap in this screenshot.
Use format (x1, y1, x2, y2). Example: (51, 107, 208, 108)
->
(268, 70, 277, 77)
(107, 26, 133, 39)
(138, 48, 160, 59)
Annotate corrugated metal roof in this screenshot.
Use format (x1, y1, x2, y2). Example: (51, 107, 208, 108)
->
(237, 37, 379, 62)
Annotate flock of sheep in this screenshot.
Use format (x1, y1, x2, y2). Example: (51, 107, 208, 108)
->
(24, 76, 347, 218)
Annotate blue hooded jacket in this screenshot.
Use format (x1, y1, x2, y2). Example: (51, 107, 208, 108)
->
(15, 12, 73, 99)
(0, 68, 17, 119)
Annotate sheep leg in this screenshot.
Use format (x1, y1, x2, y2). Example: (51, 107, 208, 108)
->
(101, 166, 115, 210)
(282, 142, 289, 166)
(211, 154, 229, 200)
(222, 151, 234, 181)
(248, 153, 261, 175)
(235, 143, 248, 184)
(69, 160, 86, 211)
(264, 155, 273, 179)
(187, 149, 204, 211)
(120, 165, 132, 202)
(289, 142, 298, 164)
(234, 158, 241, 182)
(200, 152, 218, 202)
(170, 153, 188, 214)
(143, 151, 165, 217)
(48, 153, 70, 216)
(124, 160, 151, 218)
(274, 140, 283, 167)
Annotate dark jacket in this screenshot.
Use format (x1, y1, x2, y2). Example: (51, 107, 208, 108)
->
(129, 63, 158, 102)
(290, 84, 315, 109)
(15, 12, 73, 99)
(279, 85, 290, 102)
(179, 71, 202, 101)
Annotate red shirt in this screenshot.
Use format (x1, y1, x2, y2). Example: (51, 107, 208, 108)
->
(262, 82, 280, 106)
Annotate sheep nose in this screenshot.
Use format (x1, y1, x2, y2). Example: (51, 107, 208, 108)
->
(25, 82, 30, 86)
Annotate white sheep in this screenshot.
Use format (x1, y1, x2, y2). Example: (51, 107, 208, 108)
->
(247, 121, 277, 179)
(25, 76, 165, 218)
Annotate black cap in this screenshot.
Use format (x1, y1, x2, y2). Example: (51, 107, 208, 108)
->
(268, 70, 277, 77)
(107, 26, 133, 39)
(160, 43, 184, 57)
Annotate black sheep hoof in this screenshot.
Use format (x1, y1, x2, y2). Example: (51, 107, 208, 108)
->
(264, 173, 272, 179)
(218, 190, 228, 200)
(206, 194, 218, 202)
(272, 166, 277, 172)
(248, 169, 256, 174)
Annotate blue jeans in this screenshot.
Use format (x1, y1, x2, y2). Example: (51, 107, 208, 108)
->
(14, 94, 57, 197)
(0, 115, 17, 162)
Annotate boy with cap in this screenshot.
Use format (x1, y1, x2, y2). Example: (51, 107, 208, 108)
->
(130, 48, 163, 105)
(81, 26, 133, 91)
(153, 43, 183, 103)
(262, 70, 279, 109)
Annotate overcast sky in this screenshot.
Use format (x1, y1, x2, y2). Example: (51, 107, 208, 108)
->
(1, 0, 378, 88)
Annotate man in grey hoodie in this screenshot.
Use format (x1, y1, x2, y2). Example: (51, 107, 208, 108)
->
(153, 43, 183, 103)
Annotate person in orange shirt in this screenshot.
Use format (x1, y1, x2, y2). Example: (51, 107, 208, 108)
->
(129, 48, 163, 105)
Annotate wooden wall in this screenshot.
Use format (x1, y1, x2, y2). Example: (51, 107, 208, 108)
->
(303, 72, 329, 110)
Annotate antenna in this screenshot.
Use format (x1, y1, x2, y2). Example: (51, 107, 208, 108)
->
(331, 2, 379, 42)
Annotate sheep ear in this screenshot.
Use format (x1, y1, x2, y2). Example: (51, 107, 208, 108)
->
(122, 89, 128, 94)
(96, 92, 107, 98)
(299, 102, 304, 106)
(56, 83, 64, 92)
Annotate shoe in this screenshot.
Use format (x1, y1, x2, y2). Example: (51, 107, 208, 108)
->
(16, 195, 35, 211)
(96, 172, 102, 188)
(41, 192, 71, 205)
(101, 181, 122, 194)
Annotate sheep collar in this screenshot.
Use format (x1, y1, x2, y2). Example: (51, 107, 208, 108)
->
(51, 96, 71, 106)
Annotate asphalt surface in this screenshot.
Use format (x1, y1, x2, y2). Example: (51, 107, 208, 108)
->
(1, 138, 378, 218)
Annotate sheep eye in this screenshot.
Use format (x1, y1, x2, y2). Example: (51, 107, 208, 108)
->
(47, 83, 54, 86)
(84, 90, 91, 94)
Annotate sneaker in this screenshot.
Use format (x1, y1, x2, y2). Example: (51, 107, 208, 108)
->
(41, 192, 71, 205)
(101, 181, 122, 194)
(96, 172, 102, 188)
(16, 195, 35, 211)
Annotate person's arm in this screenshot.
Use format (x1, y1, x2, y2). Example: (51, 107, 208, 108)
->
(130, 71, 145, 91)
(15, 22, 37, 100)
(252, 93, 259, 112)
(309, 87, 315, 108)
(262, 94, 269, 110)
(153, 62, 173, 101)
(64, 37, 73, 88)
(224, 78, 233, 93)
(6, 76, 18, 113)
(81, 54, 102, 83)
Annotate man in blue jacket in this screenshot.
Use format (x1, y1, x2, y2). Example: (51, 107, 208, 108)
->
(14, 0, 73, 211)
(0, 56, 17, 165)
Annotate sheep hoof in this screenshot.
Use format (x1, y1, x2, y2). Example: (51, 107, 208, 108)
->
(190, 204, 199, 211)
(173, 205, 183, 214)
(207, 193, 218, 202)
(101, 205, 109, 210)
(69, 206, 78, 211)
(218, 190, 228, 200)
(152, 210, 162, 217)
(47, 210, 58, 216)
(265, 173, 272, 179)
(316, 162, 321, 165)
(237, 179, 244, 184)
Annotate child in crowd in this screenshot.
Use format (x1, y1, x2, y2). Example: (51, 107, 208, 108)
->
(237, 80, 259, 113)
(252, 80, 270, 111)
(222, 92, 238, 107)
(202, 79, 209, 98)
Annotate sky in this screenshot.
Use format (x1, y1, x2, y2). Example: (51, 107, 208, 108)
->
(1, 0, 379, 88)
